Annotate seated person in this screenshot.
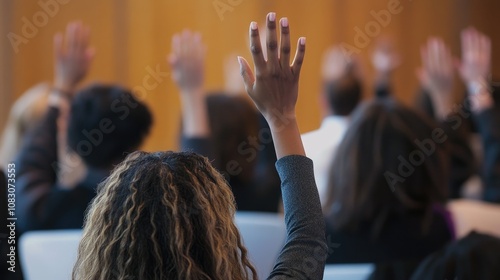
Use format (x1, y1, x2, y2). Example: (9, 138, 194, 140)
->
(411, 231, 500, 280)
(169, 30, 281, 212)
(15, 22, 152, 233)
(414, 36, 477, 199)
(455, 28, 500, 203)
(0, 83, 49, 170)
(323, 98, 454, 278)
(73, 13, 327, 279)
(302, 47, 362, 205)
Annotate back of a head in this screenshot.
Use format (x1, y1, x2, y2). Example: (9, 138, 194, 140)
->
(67, 84, 153, 169)
(73, 151, 256, 280)
(411, 231, 500, 280)
(324, 73, 362, 116)
(206, 93, 260, 181)
(0, 82, 49, 168)
(325, 99, 449, 236)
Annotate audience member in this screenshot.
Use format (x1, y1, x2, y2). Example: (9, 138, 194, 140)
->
(169, 30, 281, 212)
(302, 47, 362, 204)
(456, 28, 500, 203)
(73, 13, 327, 279)
(323, 99, 454, 278)
(0, 83, 49, 170)
(15, 22, 152, 233)
(410, 231, 500, 280)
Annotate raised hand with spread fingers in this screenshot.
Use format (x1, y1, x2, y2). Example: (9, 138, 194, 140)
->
(168, 30, 209, 137)
(53, 21, 94, 96)
(417, 38, 455, 119)
(238, 13, 306, 158)
(457, 27, 493, 112)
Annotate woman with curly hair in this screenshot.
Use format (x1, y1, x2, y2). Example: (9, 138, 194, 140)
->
(73, 13, 327, 280)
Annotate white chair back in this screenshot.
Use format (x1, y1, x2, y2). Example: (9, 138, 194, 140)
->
(323, 263, 374, 280)
(19, 213, 287, 280)
(235, 212, 286, 280)
(20, 229, 82, 280)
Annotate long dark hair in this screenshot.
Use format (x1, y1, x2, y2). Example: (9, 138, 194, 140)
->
(324, 99, 449, 237)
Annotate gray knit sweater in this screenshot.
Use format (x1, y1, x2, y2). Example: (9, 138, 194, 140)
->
(268, 155, 327, 280)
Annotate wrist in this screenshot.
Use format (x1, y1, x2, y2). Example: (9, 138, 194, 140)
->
(53, 78, 76, 93)
(265, 109, 297, 132)
(467, 78, 490, 95)
(48, 88, 72, 108)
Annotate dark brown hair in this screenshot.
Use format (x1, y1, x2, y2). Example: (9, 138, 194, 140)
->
(324, 99, 449, 237)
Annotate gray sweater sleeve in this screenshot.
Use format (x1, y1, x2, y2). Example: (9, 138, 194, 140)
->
(267, 155, 327, 280)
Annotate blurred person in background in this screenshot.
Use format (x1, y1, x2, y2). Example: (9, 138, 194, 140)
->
(0, 83, 49, 170)
(169, 30, 282, 212)
(15, 21, 152, 233)
(301, 47, 363, 205)
(410, 231, 500, 280)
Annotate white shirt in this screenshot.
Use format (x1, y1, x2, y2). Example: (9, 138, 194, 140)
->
(301, 116, 349, 206)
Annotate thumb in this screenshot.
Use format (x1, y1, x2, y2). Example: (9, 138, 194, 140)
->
(237, 56, 255, 93)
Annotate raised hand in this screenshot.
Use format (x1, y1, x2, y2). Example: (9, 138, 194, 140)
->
(417, 38, 455, 119)
(238, 12, 306, 158)
(417, 38, 454, 94)
(238, 13, 305, 124)
(168, 30, 206, 93)
(321, 46, 353, 82)
(53, 22, 94, 94)
(457, 27, 491, 85)
(168, 30, 209, 137)
(372, 37, 400, 78)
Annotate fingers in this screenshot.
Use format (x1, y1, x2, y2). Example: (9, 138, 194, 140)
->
(279, 17, 291, 72)
(266, 12, 279, 67)
(238, 56, 255, 92)
(249, 22, 266, 71)
(291, 37, 306, 76)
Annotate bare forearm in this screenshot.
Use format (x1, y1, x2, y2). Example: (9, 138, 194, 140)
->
(268, 116, 305, 159)
(180, 90, 210, 138)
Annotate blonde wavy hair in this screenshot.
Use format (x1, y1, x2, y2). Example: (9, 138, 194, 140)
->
(73, 151, 257, 280)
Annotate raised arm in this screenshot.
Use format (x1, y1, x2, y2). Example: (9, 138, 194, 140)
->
(16, 22, 93, 232)
(416, 38, 456, 120)
(168, 30, 209, 139)
(238, 13, 327, 279)
(372, 37, 400, 98)
(457, 28, 500, 202)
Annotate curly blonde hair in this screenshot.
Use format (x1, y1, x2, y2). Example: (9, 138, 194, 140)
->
(73, 151, 257, 280)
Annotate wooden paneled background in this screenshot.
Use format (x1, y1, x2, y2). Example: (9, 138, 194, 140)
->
(1, 0, 500, 152)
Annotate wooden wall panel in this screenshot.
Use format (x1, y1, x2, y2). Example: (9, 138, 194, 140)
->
(1, 0, 499, 152)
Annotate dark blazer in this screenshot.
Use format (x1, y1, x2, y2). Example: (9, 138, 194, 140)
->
(473, 85, 500, 203)
(15, 107, 108, 233)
